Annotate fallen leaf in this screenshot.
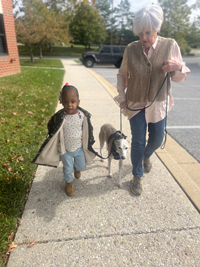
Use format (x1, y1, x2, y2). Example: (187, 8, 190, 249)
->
(28, 111, 33, 114)
(13, 112, 17, 116)
(28, 241, 36, 247)
(12, 154, 17, 159)
(8, 167, 12, 172)
(6, 242, 17, 254)
(9, 232, 15, 240)
(18, 155, 24, 161)
(3, 163, 9, 167)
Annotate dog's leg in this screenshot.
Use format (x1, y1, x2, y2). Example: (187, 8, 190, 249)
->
(100, 147, 104, 162)
(108, 157, 112, 177)
(99, 133, 105, 162)
(118, 159, 123, 188)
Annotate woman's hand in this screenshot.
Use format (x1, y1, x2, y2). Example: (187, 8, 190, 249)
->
(120, 101, 128, 110)
(162, 60, 182, 72)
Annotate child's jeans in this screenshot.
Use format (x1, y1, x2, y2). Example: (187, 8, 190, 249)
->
(60, 147, 86, 183)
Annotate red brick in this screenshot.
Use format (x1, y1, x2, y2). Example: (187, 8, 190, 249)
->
(0, 0, 21, 77)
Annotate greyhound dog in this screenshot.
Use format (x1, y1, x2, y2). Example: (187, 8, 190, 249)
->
(99, 124, 128, 188)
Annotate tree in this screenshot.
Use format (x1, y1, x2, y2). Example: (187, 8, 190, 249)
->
(95, 0, 113, 29)
(95, 0, 135, 45)
(185, 23, 200, 48)
(118, 28, 138, 45)
(42, 0, 65, 12)
(114, 0, 134, 44)
(192, 0, 200, 29)
(15, 0, 70, 61)
(115, 0, 133, 30)
(69, 2, 106, 48)
(158, 0, 191, 53)
(192, 0, 200, 9)
(42, 0, 79, 13)
(95, 0, 123, 44)
(190, 0, 200, 47)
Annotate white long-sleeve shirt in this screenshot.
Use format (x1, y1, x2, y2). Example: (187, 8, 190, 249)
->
(114, 36, 190, 123)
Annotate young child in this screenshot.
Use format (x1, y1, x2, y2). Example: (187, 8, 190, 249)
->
(32, 83, 95, 196)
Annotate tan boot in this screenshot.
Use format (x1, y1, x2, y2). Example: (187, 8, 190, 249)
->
(74, 169, 81, 179)
(143, 157, 152, 173)
(131, 176, 143, 195)
(65, 182, 74, 196)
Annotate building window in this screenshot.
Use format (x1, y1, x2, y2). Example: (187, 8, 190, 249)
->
(0, 14, 8, 55)
(113, 47, 120, 53)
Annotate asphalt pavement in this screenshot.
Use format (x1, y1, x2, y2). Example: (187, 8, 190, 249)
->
(7, 59, 200, 266)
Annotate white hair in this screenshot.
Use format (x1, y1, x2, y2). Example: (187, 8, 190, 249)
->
(133, 5, 163, 36)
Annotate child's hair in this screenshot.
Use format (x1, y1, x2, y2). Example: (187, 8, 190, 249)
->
(59, 83, 79, 103)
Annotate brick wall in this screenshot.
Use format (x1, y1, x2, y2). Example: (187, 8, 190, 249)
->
(0, 0, 21, 78)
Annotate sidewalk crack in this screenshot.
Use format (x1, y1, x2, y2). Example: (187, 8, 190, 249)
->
(15, 226, 200, 246)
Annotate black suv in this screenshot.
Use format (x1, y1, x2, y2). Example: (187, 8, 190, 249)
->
(80, 45, 126, 68)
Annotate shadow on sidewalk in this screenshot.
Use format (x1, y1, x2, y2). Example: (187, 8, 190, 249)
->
(26, 161, 133, 222)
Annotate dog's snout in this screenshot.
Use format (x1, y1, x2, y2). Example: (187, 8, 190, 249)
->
(121, 156, 125, 160)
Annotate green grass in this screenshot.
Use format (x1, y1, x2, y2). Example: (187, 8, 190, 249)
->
(18, 44, 99, 57)
(20, 58, 64, 68)
(0, 65, 65, 266)
(74, 60, 81, 64)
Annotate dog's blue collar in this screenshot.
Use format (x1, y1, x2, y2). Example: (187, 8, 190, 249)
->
(112, 150, 121, 160)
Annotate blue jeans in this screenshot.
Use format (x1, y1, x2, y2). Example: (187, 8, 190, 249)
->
(129, 109, 166, 177)
(60, 147, 86, 183)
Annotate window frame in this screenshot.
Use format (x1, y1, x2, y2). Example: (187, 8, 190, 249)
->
(113, 47, 120, 53)
(102, 46, 111, 53)
(0, 13, 8, 56)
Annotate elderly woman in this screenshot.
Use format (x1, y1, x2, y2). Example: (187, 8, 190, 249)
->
(115, 4, 190, 195)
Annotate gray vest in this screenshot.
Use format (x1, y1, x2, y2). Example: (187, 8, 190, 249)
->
(126, 36, 174, 103)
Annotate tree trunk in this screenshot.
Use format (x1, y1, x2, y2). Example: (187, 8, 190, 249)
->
(39, 45, 43, 59)
(49, 43, 53, 52)
(28, 44, 34, 63)
(118, 35, 122, 45)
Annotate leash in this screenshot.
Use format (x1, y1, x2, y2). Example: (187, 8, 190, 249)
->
(90, 131, 127, 160)
(90, 146, 112, 160)
(126, 73, 169, 112)
(119, 73, 169, 149)
(92, 71, 169, 160)
(120, 108, 122, 132)
(160, 74, 169, 149)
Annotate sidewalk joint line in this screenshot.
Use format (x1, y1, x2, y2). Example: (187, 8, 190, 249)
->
(15, 226, 200, 246)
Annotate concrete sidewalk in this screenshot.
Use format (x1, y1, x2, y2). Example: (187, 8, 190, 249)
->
(7, 60, 200, 266)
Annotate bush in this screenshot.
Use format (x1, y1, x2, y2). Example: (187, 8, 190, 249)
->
(179, 38, 191, 55)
